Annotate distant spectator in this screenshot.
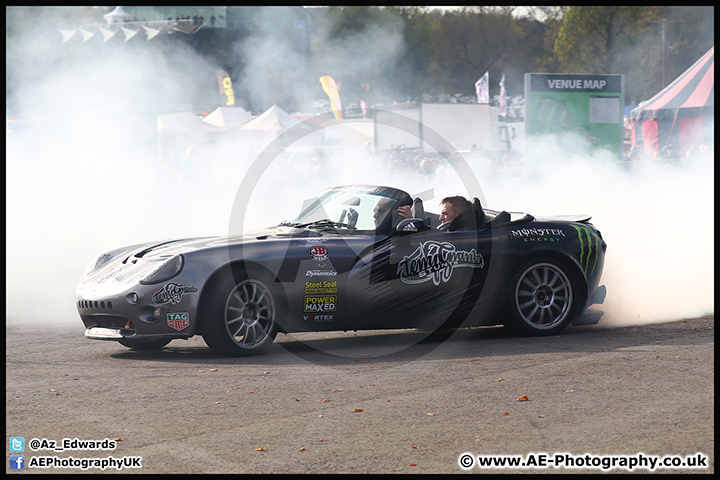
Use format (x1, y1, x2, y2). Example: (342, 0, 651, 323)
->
(210, 14, 216, 26)
(470, 143, 478, 157)
(659, 144, 676, 159)
(629, 141, 650, 162)
(416, 158, 435, 177)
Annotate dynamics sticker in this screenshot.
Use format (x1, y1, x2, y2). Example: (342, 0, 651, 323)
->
(397, 241, 484, 286)
(305, 269, 338, 277)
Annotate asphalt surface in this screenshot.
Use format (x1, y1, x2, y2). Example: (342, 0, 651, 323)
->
(6, 315, 714, 474)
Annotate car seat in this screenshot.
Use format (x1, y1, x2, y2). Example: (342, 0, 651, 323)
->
(411, 197, 425, 223)
(472, 197, 486, 230)
(447, 211, 475, 231)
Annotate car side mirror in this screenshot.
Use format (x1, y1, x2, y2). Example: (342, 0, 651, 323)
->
(396, 218, 429, 235)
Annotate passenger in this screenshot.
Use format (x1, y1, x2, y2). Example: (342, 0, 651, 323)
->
(397, 195, 472, 230)
(436, 195, 472, 230)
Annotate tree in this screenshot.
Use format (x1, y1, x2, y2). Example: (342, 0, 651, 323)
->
(555, 6, 647, 74)
(634, 6, 714, 101)
(310, 6, 410, 106)
(521, 6, 567, 73)
(431, 8, 524, 95)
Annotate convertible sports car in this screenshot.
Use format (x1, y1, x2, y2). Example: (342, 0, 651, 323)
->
(77, 185, 607, 357)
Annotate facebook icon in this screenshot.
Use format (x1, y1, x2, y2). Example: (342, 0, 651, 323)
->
(10, 455, 25, 470)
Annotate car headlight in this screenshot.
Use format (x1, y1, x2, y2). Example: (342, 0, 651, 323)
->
(139, 254, 185, 285)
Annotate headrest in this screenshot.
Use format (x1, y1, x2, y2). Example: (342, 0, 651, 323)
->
(411, 197, 425, 221)
(472, 197, 486, 230)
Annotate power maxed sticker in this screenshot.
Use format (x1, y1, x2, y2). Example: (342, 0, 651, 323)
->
(304, 295, 336, 313)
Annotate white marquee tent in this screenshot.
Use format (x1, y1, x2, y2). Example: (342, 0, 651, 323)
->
(202, 107, 253, 128)
(103, 6, 133, 25)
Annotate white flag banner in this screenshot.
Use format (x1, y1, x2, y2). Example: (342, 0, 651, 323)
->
(499, 73, 507, 116)
(98, 27, 117, 42)
(78, 28, 96, 42)
(475, 72, 489, 104)
(142, 25, 160, 40)
(58, 29, 77, 43)
(121, 26, 138, 42)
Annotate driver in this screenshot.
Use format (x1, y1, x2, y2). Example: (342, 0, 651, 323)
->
(372, 198, 396, 229)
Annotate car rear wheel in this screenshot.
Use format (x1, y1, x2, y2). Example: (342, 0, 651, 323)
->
(202, 270, 279, 356)
(118, 337, 172, 350)
(503, 260, 579, 336)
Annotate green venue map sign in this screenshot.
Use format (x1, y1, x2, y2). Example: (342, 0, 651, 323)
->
(524, 74, 624, 158)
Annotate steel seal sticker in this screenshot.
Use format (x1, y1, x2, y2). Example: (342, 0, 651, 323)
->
(152, 282, 198, 305)
(305, 280, 338, 295)
(397, 241, 485, 286)
(167, 312, 190, 331)
(572, 225, 600, 275)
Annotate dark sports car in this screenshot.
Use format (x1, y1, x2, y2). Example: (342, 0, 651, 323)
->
(76, 185, 607, 356)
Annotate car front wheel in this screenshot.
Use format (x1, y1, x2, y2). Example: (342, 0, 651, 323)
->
(202, 270, 279, 356)
(503, 260, 579, 336)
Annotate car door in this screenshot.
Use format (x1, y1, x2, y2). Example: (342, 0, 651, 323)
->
(346, 226, 492, 330)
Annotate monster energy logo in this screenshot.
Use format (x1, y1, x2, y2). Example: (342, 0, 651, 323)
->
(572, 225, 599, 276)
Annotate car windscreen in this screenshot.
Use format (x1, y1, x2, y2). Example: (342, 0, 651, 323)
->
(284, 186, 405, 231)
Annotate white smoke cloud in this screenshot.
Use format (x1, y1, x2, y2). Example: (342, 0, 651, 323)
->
(474, 133, 714, 326)
(5, 9, 251, 325)
(6, 7, 713, 332)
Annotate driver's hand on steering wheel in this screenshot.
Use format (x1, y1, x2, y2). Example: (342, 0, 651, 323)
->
(347, 208, 359, 228)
